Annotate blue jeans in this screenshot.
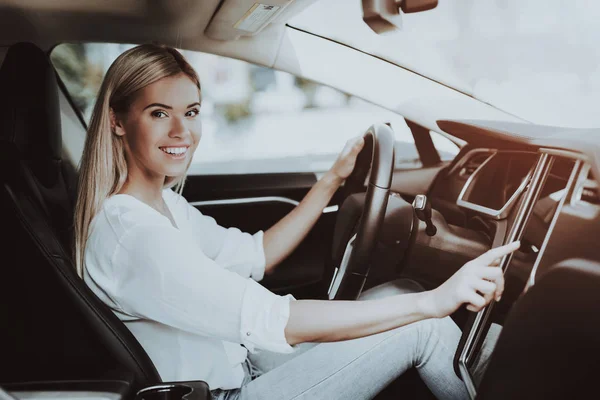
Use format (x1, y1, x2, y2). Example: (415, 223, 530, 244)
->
(212, 279, 472, 400)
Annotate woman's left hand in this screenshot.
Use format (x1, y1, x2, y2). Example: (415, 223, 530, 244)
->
(329, 136, 365, 181)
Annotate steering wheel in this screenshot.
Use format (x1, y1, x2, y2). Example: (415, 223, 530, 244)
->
(327, 123, 396, 300)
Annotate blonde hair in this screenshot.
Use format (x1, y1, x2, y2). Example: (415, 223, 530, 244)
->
(73, 44, 201, 277)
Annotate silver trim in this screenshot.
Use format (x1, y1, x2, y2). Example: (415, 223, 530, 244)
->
(413, 194, 426, 210)
(191, 196, 339, 214)
(136, 384, 179, 394)
(570, 163, 593, 207)
(191, 196, 299, 207)
(456, 151, 538, 219)
(539, 147, 589, 162)
(527, 160, 582, 287)
(447, 148, 496, 176)
(328, 233, 357, 300)
(323, 205, 340, 214)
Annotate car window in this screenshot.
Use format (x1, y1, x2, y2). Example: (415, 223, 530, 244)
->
(51, 43, 459, 175)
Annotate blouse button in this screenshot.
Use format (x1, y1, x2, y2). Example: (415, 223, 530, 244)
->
(246, 332, 251, 336)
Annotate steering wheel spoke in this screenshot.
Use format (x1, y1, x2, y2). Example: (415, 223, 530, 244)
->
(328, 123, 396, 300)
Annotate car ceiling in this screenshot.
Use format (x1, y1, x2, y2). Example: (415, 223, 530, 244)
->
(0, 0, 316, 64)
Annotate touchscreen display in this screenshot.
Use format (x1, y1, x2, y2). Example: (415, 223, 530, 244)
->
(465, 157, 576, 388)
(460, 152, 538, 213)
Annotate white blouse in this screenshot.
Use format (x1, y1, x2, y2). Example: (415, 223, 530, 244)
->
(83, 188, 295, 390)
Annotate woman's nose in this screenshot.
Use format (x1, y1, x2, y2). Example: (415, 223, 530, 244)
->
(168, 116, 189, 139)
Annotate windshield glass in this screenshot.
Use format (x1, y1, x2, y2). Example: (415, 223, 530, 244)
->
(290, 0, 600, 128)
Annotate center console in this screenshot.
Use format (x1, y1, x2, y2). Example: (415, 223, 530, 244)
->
(454, 148, 586, 399)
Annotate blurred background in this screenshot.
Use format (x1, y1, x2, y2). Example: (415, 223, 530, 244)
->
(51, 43, 459, 175)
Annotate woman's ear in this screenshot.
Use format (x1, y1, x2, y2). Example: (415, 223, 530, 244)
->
(109, 108, 126, 137)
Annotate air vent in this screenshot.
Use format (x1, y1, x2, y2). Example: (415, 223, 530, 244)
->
(581, 177, 599, 205)
(458, 152, 493, 178)
(573, 168, 600, 206)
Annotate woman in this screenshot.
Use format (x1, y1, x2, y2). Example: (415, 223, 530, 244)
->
(74, 44, 518, 400)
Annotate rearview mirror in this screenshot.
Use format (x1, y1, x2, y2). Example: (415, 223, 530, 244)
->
(362, 0, 438, 34)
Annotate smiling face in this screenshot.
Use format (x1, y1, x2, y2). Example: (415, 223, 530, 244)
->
(112, 73, 201, 187)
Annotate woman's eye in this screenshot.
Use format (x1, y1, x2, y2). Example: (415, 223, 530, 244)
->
(186, 108, 200, 117)
(152, 110, 168, 118)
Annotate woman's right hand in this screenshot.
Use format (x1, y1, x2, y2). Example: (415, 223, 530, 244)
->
(424, 241, 521, 318)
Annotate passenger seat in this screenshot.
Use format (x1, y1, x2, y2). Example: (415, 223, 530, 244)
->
(476, 259, 600, 399)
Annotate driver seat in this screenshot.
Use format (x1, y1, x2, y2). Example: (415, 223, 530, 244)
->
(0, 42, 169, 392)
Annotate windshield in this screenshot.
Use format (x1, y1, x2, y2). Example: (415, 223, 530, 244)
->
(290, 0, 600, 128)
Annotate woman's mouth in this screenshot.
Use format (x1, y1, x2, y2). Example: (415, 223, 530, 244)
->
(160, 146, 188, 160)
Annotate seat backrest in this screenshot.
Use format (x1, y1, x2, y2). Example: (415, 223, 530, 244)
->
(0, 41, 75, 250)
(476, 259, 600, 399)
(0, 42, 161, 391)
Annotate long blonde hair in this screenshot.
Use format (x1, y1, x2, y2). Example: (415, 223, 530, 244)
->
(74, 44, 201, 277)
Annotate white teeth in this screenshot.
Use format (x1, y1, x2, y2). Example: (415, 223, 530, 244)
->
(161, 147, 187, 155)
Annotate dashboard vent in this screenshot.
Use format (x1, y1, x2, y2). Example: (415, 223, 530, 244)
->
(458, 152, 493, 178)
(580, 176, 599, 205)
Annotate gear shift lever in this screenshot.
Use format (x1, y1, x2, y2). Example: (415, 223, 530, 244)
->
(412, 194, 437, 236)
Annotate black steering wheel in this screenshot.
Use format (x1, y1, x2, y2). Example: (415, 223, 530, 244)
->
(327, 123, 396, 300)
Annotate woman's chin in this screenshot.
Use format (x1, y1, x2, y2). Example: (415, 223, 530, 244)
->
(163, 167, 188, 181)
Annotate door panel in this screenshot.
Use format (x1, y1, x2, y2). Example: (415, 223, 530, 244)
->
(182, 173, 335, 299)
(182, 173, 317, 202)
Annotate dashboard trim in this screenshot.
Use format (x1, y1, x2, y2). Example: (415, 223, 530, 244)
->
(538, 147, 589, 162)
(456, 151, 538, 220)
(570, 163, 593, 207)
(447, 148, 496, 176)
(527, 160, 583, 287)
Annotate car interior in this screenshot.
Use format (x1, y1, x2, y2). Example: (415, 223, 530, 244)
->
(1, 1, 600, 399)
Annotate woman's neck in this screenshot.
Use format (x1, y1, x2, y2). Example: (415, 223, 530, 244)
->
(118, 178, 165, 211)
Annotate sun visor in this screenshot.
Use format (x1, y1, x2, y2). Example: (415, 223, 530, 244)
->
(205, 0, 295, 40)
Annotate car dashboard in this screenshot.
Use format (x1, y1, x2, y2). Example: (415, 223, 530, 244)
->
(426, 120, 600, 399)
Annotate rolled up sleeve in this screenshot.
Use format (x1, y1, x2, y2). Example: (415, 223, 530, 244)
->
(112, 222, 293, 354)
(240, 282, 295, 354)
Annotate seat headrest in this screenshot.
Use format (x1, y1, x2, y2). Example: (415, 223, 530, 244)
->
(0, 42, 62, 161)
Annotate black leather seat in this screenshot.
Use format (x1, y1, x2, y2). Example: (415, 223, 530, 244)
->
(476, 259, 600, 399)
(0, 42, 208, 396)
(0, 42, 76, 250)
